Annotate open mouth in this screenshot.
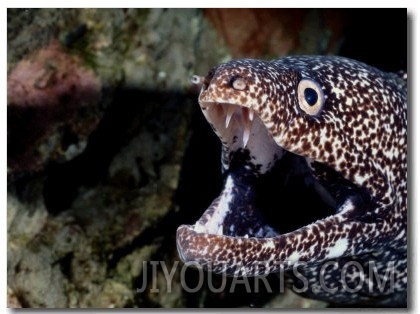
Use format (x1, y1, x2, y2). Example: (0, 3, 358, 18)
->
(174, 55, 407, 306)
(190, 102, 337, 236)
(176, 101, 354, 276)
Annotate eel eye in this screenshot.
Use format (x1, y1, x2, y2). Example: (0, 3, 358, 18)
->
(304, 88, 318, 105)
(297, 79, 324, 115)
(232, 77, 247, 90)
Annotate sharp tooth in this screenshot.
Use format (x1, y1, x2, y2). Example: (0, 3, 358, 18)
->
(225, 115, 232, 128)
(217, 224, 223, 236)
(242, 108, 252, 147)
(225, 106, 236, 128)
(248, 109, 254, 121)
(243, 126, 250, 147)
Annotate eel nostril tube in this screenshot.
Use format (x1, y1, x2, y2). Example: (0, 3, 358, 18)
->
(191, 75, 204, 86)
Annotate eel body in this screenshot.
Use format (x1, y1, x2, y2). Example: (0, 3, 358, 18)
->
(176, 56, 407, 306)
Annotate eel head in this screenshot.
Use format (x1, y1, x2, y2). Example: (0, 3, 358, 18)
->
(176, 56, 407, 294)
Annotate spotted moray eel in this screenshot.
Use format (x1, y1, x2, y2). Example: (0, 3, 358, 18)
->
(176, 56, 407, 306)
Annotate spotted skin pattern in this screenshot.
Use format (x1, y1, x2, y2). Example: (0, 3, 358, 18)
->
(176, 56, 407, 306)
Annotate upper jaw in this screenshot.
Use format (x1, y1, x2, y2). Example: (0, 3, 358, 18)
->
(199, 101, 284, 175)
(200, 102, 254, 146)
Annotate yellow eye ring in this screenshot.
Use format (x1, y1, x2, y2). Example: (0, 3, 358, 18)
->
(297, 79, 324, 116)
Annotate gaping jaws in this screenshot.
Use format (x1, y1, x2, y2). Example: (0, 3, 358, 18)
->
(176, 74, 345, 277)
(176, 94, 291, 275)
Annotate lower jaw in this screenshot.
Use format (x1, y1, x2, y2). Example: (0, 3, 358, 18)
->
(176, 151, 336, 276)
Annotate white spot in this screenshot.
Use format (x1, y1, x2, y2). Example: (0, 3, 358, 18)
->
(287, 251, 301, 264)
(399, 137, 405, 145)
(353, 172, 369, 185)
(325, 238, 348, 259)
(262, 240, 276, 250)
(394, 230, 406, 241)
(337, 198, 356, 214)
(332, 86, 345, 98)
